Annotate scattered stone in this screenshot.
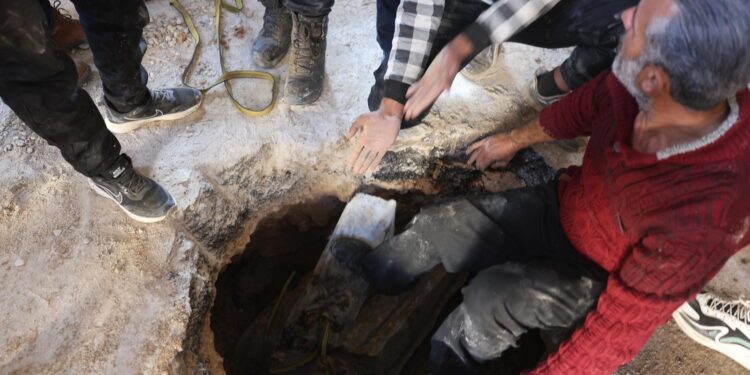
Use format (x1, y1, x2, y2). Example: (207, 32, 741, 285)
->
(53, 229, 62, 237)
(83, 237, 92, 245)
(4, 144, 13, 152)
(176, 32, 188, 43)
(14, 258, 25, 267)
(26, 147, 33, 154)
(13, 137, 26, 147)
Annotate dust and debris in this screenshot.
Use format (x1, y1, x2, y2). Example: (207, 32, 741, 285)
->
(232, 25, 247, 39)
(1, 0, 748, 374)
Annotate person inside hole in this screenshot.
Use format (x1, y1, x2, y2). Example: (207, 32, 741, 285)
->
(333, 0, 750, 373)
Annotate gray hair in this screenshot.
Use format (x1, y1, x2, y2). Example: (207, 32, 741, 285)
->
(644, 0, 750, 111)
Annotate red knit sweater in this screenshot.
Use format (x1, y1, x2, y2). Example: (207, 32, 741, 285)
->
(526, 72, 750, 374)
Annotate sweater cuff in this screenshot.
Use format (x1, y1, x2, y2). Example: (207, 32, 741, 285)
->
(383, 79, 411, 105)
(464, 22, 492, 53)
(538, 107, 563, 140)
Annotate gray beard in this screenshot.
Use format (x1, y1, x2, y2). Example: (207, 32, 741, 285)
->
(612, 53, 652, 110)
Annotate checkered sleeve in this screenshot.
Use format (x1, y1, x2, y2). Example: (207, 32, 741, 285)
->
(464, 0, 561, 52)
(382, 0, 445, 105)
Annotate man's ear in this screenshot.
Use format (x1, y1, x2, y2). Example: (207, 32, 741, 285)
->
(639, 64, 670, 96)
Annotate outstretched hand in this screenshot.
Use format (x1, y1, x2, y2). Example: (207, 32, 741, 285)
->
(466, 131, 521, 171)
(347, 102, 402, 174)
(404, 34, 475, 120)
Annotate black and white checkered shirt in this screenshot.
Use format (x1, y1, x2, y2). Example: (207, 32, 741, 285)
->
(383, 0, 562, 104)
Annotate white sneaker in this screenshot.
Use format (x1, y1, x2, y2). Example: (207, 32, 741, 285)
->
(673, 293, 750, 370)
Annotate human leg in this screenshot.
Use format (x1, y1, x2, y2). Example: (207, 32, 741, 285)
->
(252, 0, 293, 68)
(283, 0, 334, 105)
(334, 181, 575, 294)
(73, 0, 202, 133)
(429, 260, 606, 374)
(0, 0, 175, 222)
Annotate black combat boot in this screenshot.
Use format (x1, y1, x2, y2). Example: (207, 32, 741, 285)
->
(251, 6, 293, 68)
(285, 13, 327, 105)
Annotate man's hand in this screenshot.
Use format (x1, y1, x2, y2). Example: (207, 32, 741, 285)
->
(466, 131, 522, 171)
(404, 34, 475, 120)
(347, 99, 403, 174)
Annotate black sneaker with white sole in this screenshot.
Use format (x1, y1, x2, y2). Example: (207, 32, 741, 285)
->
(673, 293, 750, 370)
(104, 87, 202, 133)
(89, 155, 175, 223)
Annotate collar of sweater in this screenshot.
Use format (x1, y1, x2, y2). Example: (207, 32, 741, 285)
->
(607, 74, 750, 166)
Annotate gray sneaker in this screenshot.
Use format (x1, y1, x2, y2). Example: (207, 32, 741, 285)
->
(89, 155, 175, 223)
(103, 87, 202, 133)
(673, 293, 750, 370)
(524, 71, 567, 112)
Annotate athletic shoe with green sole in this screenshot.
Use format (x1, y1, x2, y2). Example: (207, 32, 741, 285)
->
(673, 293, 750, 370)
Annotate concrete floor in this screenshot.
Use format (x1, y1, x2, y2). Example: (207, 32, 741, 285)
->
(0, 0, 748, 374)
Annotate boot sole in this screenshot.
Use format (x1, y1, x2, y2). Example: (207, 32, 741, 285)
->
(104, 96, 203, 134)
(672, 309, 750, 370)
(88, 180, 174, 223)
(284, 81, 323, 106)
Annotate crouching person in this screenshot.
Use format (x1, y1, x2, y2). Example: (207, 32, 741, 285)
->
(333, 0, 750, 373)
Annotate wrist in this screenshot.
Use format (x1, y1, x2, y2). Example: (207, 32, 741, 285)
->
(508, 129, 523, 151)
(448, 34, 476, 63)
(380, 98, 405, 118)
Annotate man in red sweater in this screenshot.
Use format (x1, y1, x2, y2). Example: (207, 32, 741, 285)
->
(332, 0, 750, 372)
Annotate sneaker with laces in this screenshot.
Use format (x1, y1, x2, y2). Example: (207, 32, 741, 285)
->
(89, 155, 175, 223)
(103, 87, 202, 133)
(673, 293, 750, 370)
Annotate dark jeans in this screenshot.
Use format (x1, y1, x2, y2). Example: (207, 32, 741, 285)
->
(370, 0, 638, 111)
(359, 181, 607, 373)
(0, 0, 149, 176)
(260, 0, 334, 17)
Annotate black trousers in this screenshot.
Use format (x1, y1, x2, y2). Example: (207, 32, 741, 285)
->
(359, 181, 608, 373)
(0, 0, 149, 177)
(370, 0, 638, 111)
(259, 0, 334, 17)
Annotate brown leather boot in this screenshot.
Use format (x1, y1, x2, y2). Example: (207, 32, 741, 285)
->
(51, 2, 86, 50)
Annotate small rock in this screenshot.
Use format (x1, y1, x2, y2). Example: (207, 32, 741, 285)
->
(13, 137, 25, 147)
(53, 229, 62, 236)
(26, 147, 33, 154)
(83, 237, 92, 245)
(4, 144, 13, 152)
(14, 258, 25, 267)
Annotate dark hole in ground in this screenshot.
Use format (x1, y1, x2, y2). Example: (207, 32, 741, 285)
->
(212, 175, 555, 374)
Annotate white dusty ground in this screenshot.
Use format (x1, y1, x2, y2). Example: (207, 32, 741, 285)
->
(1, 0, 749, 374)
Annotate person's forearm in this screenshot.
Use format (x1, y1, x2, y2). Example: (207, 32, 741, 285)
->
(474, 0, 562, 45)
(508, 117, 555, 149)
(447, 33, 477, 65)
(383, 0, 446, 104)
